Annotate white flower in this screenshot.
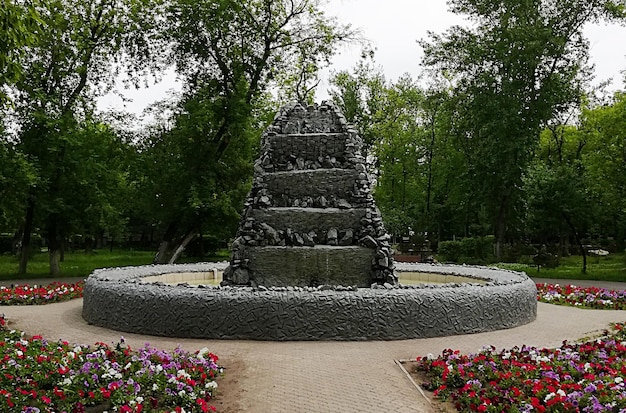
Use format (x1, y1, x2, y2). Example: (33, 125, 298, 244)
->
(616, 377, 624, 384)
(152, 383, 159, 391)
(544, 392, 555, 402)
(198, 347, 210, 360)
(178, 390, 186, 397)
(205, 381, 218, 389)
(124, 362, 132, 370)
(136, 396, 144, 404)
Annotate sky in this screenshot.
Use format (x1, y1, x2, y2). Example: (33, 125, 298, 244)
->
(97, 0, 626, 117)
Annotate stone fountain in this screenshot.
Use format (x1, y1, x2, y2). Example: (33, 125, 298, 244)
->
(82, 102, 537, 341)
(221, 101, 395, 288)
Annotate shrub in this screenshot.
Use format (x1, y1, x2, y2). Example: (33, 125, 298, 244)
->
(437, 240, 462, 262)
(438, 236, 495, 264)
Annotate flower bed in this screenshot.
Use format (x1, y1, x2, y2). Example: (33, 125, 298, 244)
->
(0, 314, 222, 413)
(416, 323, 626, 412)
(537, 283, 626, 310)
(0, 282, 84, 305)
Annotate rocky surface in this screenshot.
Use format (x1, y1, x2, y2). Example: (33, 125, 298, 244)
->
(82, 262, 538, 340)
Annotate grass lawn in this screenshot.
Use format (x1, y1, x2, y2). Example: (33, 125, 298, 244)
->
(495, 252, 626, 282)
(0, 248, 230, 281)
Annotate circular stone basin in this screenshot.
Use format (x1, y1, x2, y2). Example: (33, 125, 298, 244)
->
(142, 270, 487, 286)
(82, 262, 537, 341)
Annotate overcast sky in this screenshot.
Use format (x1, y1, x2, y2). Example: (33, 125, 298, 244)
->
(98, 0, 626, 116)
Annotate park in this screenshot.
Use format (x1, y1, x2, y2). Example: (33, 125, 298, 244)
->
(2, 0, 626, 412)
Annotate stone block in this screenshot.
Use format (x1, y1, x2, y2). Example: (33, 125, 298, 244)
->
(251, 208, 366, 237)
(246, 246, 376, 287)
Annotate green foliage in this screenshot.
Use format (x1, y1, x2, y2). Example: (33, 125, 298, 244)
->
(0, 1, 40, 105)
(437, 236, 495, 264)
(437, 240, 463, 263)
(134, 86, 265, 253)
(5, 0, 161, 275)
(579, 92, 626, 248)
(0, 140, 36, 231)
(420, 0, 625, 255)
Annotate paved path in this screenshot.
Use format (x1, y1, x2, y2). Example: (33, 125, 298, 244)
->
(3, 286, 626, 412)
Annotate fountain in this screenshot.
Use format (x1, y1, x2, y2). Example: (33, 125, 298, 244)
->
(83, 102, 537, 341)
(221, 101, 395, 288)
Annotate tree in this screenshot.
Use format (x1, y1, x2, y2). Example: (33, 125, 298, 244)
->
(329, 51, 387, 157)
(420, 0, 626, 258)
(0, 1, 39, 105)
(133, 89, 271, 263)
(579, 91, 626, 250)
(0, 137, 35, 234)
(11, 0, 159, 275)
(524, 125, 592, 272)
(148, 0, 355, 263)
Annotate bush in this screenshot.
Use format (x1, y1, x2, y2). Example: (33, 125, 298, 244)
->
(501, 243, 538, 263)
(437, 240, 462, 262)
(0, 235, 12, 254)
(437, 236, 495, 264)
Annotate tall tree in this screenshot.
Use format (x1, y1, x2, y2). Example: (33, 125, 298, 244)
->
(580, 91, 626, 250)
(420, 0, 626, 258)
(0, 0, 39, 105)
(148, 0, 354, 263)
(12, 0, 158, 275)
(524, 125, 592, 272)
(329, 51, 387, 157)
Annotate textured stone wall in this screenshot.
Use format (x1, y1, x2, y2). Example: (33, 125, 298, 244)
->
(82, 263, 538, 341)
(264, 134, 348, 170)
(250, 208, 365, 239)
(246, 246, 375, 287)
(262, 170, 360, 201)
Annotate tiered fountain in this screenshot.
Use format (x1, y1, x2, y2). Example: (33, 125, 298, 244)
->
(83, 102, 537, 341)
(221, 101, 395, 288)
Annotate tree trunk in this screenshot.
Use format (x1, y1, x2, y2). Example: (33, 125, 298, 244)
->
(49, 246, 62, 277)
(18, 197, 36, 275)
(47, 215, 62, 277)
(494, 196, 508, 261)
(426, 117, 437, 213)
(168, 230, 198, 264)
(562, 212, 587, 274)
(153, 222, 180, 264)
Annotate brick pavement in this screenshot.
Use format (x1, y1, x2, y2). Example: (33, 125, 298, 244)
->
(3, 293, 626, 412)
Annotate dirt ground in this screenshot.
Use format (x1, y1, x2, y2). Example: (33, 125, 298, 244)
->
(404, 361, 458, 413)
(211, 358, 245, 413)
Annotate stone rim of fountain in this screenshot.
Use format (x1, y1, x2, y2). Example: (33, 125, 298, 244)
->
(82, 262, 537, 341)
